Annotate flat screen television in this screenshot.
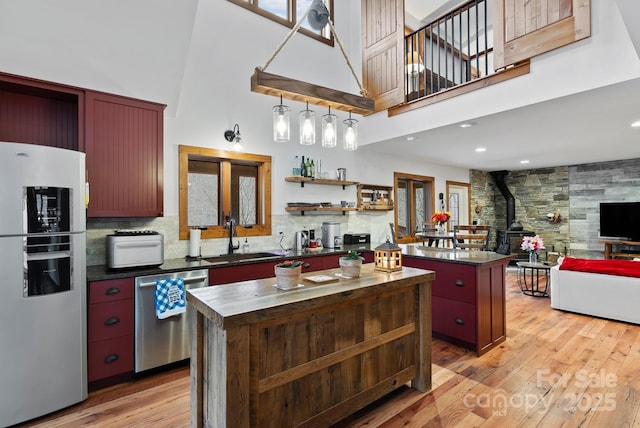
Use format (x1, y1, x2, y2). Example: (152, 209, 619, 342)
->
(599, 202, 640, 241)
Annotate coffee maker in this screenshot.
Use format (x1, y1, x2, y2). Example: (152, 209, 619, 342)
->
(322, 222, 341, 249)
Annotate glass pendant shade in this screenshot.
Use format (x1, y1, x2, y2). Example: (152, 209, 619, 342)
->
(321, 106, 337, 148)
(343, 113, 358, 151)
(299, 101, 316, 145)
(272, 96, 290, 143)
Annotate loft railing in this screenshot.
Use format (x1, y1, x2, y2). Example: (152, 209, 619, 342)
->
(405, 0, 493, 101)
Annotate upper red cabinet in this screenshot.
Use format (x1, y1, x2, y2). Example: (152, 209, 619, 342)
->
(0, 72, 165, 218)
(0, 72, 84, 151)
(85, 91, 165, 217)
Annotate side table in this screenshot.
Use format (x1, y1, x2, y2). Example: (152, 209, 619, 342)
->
(517, 261, 553, 297)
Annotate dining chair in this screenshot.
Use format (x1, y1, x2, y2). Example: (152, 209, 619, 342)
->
(453, 225, 491, 250)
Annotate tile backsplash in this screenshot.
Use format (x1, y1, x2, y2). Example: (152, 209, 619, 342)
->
(86, 213, 392, 266)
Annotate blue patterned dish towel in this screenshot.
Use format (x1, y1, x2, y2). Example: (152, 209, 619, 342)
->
(155, 277, 186, 319)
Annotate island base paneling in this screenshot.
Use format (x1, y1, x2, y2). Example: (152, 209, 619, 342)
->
(187, 265, 433, 427)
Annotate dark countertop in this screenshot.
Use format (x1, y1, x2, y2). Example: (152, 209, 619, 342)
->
(86, 244, 374, 282)
(400, 244, 514, 265)
(86, 242, 513, 282)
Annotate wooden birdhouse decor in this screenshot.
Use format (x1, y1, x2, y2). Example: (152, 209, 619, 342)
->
(374, 238, 402, 272)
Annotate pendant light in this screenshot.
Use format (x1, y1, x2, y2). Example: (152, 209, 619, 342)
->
(321, 105, 337, 148)
(272, 95, 290, 143)
(343, 111, 358, 151)
(299, 101, 315, 145)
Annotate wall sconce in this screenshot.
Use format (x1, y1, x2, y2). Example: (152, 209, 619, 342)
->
(273, 95, 290, 143)
(321, 105, 337, 148)
(299, 101, 315, 145)
(224, 124, 243, 151)
(343, 111, 358, 151)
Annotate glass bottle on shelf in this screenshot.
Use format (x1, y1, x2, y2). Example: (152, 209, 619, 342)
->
(293, 155, 301, 176)
(310, 159, 315, 178)
(301, 156, 307, 177)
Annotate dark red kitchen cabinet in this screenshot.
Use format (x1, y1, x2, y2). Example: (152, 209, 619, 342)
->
(88, 335, 134, 383)
(296, 255, 323, 272)
(322, 254, 343, 269)
(404, 256, 507, 356)
(0, 72, 84, 151)
(88, 278, 135, 383)
(209, 261, 277, 285)
(85, 91, 165, 217)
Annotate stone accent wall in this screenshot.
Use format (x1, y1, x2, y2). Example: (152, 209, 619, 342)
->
(569, 159, 640, 257)
(471, 157, 640, 259)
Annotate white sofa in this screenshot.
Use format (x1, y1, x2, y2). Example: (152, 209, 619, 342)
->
(550, 262, 640, 324)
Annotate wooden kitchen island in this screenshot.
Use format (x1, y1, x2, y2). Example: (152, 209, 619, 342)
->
(186, 264, 434, 428)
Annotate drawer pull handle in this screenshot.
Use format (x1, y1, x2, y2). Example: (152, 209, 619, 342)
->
(454, 280, 464, 287)
(104, 354, 119, 364)
(104, 316, 121, 326)
(455, 317, 464, 325)
(105, 287, 121, 296)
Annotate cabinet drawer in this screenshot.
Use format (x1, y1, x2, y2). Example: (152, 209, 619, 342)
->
(432, 296, 476, 344)
(431, 264, 476, 303)
(209, 262, 275, 285)
(88, 300, 134, 342)
(89, 278, 134, 304)
(88, 335, 134, 382)
(297, 256, 323, 272)
(321, 254, 342, 269)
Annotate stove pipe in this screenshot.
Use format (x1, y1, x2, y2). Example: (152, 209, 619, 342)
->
(490, 170, 515, 230)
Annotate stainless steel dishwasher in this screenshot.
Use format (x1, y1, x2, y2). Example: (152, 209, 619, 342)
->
(134, 269, 208, 373)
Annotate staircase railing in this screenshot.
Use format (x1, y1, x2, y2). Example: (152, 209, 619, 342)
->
(405, 0, 492, 101)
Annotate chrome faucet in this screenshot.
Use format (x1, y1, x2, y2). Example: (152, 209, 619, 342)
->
(225, 215, 240, 254)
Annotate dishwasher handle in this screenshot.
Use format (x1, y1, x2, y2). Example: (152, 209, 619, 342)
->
(137, 274, 208, 288)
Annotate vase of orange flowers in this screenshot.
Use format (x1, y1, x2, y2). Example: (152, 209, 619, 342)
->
(431, 211, 451, 234)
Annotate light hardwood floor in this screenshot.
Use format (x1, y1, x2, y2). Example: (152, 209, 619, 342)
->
(20, 273, 640, 427)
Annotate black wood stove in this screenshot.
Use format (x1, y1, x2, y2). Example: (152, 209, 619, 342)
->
(490, 171, 536, 264)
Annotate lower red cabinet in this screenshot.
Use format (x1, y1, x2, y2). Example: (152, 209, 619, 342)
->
(404, 256, 508, 355)
(88, 278, 134, 382)
(88, 335, 134, 382)
(431, 296, 476, 344)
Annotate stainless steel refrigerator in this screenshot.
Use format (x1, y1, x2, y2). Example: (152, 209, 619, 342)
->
(0, 142, 87, 426)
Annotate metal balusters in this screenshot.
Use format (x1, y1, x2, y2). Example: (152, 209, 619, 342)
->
(404, 0, 493, 101)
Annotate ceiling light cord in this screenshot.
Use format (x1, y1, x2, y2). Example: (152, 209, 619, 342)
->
(257, 1, 367, 98)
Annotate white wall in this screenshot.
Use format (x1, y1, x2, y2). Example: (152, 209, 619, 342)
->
(0, 0, 468, 224)
(358, 0, 640, 145)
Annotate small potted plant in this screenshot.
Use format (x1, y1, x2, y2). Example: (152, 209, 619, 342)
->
(274, 260, 302, 289)
(339, 250, 364, 278)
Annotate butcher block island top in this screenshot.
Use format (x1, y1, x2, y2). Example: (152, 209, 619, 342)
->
(186, 264, 435, 428)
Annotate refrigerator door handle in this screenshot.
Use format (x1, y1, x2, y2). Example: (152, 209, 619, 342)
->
(26, 251, 71, 261)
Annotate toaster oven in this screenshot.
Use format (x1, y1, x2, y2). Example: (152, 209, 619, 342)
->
(106, 230, 164, 269)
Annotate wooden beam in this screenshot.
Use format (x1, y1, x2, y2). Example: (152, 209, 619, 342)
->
(250, 68, 375, 115)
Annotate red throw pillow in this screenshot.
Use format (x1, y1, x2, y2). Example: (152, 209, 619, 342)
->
(559, 257, 640, 278)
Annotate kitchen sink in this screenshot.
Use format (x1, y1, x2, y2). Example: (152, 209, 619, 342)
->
(202, 252, 282, 264)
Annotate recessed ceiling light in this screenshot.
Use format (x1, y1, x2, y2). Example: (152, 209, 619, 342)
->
(520, 160, 530, 164)
(459, 122, 477, 128)
(475, 147, 486, 152)
(631, 121, 640, 128)
(406, 136, 415, 141)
